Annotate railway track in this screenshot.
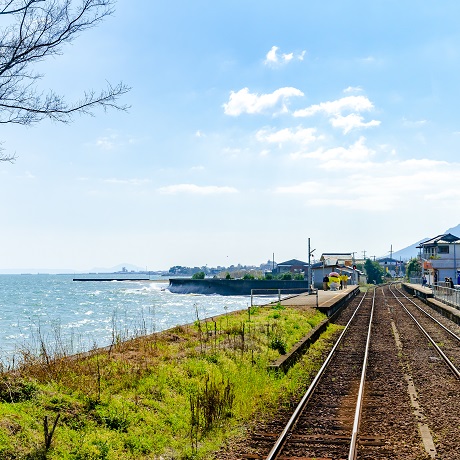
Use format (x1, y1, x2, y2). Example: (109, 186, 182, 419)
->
(388, 283, 460, 377)
(217, 286, 460, 460)
(226, 285, 460, 460)
(244, 289, 376, 459)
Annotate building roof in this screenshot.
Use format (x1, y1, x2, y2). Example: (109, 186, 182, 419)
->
(320, 253, 353, 260)
(277, 259, 308, 266)
(416, 233, 460, 248)
(377, 257, 401, 263)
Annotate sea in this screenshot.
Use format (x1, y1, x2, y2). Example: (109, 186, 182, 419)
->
(0, 274, 270, 366)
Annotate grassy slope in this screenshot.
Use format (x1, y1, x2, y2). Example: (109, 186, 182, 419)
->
(0, 304, 342, 459)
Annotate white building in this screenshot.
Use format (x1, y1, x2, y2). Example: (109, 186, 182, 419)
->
(416, 233, 460, 285)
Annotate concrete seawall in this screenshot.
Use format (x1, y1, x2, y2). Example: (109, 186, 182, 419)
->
(168, 278, 310, 296)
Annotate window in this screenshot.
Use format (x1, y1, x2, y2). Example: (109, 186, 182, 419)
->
(438, 246, 449, 254)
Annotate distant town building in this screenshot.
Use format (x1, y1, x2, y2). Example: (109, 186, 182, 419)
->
(274, 259, 308, 275)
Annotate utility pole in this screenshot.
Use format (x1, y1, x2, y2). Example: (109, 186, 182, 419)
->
(362, 250, 367, 260)
(308, 238, 311, 293)
(351, 251, 356, 285)
(307, 238, 315, 293)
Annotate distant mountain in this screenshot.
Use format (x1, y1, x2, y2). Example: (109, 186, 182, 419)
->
(0, 263, 148, 275)
(390, 238, 428, 261)
(444, 223, 460, 236)
(389, 223, 460, 261)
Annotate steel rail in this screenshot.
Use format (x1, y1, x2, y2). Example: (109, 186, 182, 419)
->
(265, 290, 371, 460)
(391, 284, 460, 343)
(348, 287, 376, 460)
(388, 285, 460, 380)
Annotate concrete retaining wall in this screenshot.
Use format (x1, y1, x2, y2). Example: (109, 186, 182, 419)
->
(168, 278, 310, 296)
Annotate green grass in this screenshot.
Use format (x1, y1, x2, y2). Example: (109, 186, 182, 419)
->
(0, 304, 341, 459)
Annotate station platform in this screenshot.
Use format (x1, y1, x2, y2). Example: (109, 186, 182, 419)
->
(402, 283, 460, 326)
(276, 285, 360, 317)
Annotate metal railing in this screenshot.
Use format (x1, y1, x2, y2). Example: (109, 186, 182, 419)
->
(433, 283, 460, 309)
(410, 277, 422, 285)
(250, 288, 314, 307)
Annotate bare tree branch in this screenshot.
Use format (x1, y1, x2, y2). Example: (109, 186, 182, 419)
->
(0, 0, 130, 161)
(0, 142, 16, 162)
(0, 1, 44, 15)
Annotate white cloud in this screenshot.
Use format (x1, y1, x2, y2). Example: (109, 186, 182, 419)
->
(343, 86, 363, 94)
(157, 184, 238, 195)
(223, 87, 304, 116)
(195, 130, 205, 138)
(94, 132, 145, 150)
(264, 46, 306, 67)
(290, 137, 375, 168)
(402, 117, 427, 127)
(274, 153, 460, 211)
(400, 158, 448, 168)
(256, 127, 320, 145)
(96, 136, 117, 150)
(293, 95, 380, 134)
(294, 95, 374, 117)
(222, 147, 244, 156)
(330, 114, 381, 134)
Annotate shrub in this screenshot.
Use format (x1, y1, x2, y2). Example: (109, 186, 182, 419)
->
(0, 377, 38, 403)
(192, 271, 205, 280)
(269, 337, 287, 355)
(242, 273, 254, 280)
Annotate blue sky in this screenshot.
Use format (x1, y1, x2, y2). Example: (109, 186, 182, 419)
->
(1, 0, 460, 272)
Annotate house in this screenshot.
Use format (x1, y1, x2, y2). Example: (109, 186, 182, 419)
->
(416, 233, 460, 284)
(311, 256, 365, 289)
(320, 253, 353, 267)
(274, 259, 308, 275)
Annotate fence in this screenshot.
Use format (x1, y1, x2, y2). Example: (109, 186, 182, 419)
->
(432, 282, 460, 309)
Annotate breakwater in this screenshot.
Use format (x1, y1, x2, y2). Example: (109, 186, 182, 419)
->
(168, 278, 309, 295)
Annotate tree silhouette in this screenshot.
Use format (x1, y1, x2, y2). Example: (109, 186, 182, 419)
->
(364, 258, 384, 284)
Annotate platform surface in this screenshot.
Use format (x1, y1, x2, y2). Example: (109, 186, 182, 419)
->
(273, 285, 359, 308)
